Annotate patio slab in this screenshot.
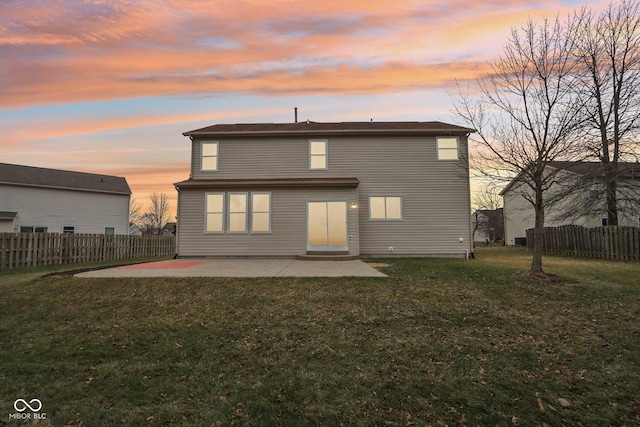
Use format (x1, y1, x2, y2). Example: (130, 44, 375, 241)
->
(75, 259, 387, 278)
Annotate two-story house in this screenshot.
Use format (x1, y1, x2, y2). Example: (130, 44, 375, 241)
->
(0, 163, 131, 235)
(502, 161, 640, 245)
(174, 121, 475, 258)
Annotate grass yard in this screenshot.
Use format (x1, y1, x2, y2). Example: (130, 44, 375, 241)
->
(1, 247, 639, 426)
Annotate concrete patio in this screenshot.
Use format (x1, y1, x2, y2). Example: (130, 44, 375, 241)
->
(75, 259, 387, 278)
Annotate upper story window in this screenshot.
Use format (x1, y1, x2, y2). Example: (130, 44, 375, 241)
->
(201, 141, 219, 171)
(309, 139, 328, 170)
(369, 196, 403, 221)
(437, 137, 459, 160)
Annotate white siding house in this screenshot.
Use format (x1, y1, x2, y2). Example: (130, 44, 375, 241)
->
(0, 163, 131, 235)
(501, 161, 640, 245)
(175, 121, 475, 258)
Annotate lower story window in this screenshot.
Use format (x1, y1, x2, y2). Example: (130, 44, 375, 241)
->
(105, 227, 115, 235)
(206, 193, 225, 233)
(251, 193, 271, 233)
(205, 192, 271, 233)
(369, 196, 403, 220)
(229, 193, 248, 233)
(22, 226, 48, 233)
(63, 226, 75, 234)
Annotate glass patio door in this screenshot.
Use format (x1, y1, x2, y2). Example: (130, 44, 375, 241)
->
(307, 201, 348, 251)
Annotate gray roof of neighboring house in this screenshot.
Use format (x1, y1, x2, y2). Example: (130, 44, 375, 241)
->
(0, 163, 131, 195)
(547, 161, 640, 177)
(183, 121, 475, 137)
(499, 161, 640, 195)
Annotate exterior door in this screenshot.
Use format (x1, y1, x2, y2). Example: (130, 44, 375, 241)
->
(307, 201, 348, 251)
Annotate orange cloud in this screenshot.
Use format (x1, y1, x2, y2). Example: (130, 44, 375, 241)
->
(4, 0, 552, 108)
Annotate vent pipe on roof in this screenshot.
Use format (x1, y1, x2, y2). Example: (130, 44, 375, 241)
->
(294, 107, 298, 123)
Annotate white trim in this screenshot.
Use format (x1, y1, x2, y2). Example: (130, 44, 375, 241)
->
(228, 192, 248, 233)
(368, 196, 403, 221)
(250, 192, 272, 233)
(436, 136, 459, 160)
(204, 192, 225, 233)
(200, 141, 219, 172)
(309, 139, 328, 170)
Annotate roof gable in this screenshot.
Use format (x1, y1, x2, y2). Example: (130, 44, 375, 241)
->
(0, 163, 131, 195)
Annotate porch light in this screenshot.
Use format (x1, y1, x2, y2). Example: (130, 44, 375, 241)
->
(350, 202, 358, 209)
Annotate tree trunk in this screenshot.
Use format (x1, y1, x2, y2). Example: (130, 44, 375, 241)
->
(605, 162, 619, 226)
(530, 185, 545, 273)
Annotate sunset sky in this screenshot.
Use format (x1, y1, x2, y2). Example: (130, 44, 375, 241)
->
(1, 0, 610, 215)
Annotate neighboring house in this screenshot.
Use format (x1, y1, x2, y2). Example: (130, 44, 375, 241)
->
(129, 223, 143, 236)
(161, 222, 177, 235)
(471, 208, 504, 243)
(174, 121, 475, 258)
(501, 161, 640, 245)
(0, 163, 131, 235)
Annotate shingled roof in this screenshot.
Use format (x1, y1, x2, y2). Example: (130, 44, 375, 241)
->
(0, 163, 131, 195)
(183, 121, 475, 137)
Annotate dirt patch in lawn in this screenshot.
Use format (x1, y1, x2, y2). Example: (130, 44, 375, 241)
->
(513, 270, 579, 286)
(367, 262, 391, 268)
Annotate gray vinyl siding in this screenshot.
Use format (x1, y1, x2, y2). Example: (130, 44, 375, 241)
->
(184, 134, 472, 256)
(177, 187, 359, 257)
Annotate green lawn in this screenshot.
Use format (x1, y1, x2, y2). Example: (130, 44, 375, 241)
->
(1, 248, 638, 426)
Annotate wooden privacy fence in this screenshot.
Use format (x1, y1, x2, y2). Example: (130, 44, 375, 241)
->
(0, 233, 176, 270)
(526, 225, 640, 261)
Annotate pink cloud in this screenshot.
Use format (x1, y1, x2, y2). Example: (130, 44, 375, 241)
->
(3, 0, 582, 108)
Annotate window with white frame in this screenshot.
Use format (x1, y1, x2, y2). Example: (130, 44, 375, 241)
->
(369, 196, 403, 220)
(251, 193, 271, 233)
(63, 226, 75, 234)
(437, 137, 459, 160)
(201, 141, 219, 171)
(205, 192, 271, 233)
(205, 193, 225, 232)
(309, 139, 328, 170)
(228, 193, 248, 233)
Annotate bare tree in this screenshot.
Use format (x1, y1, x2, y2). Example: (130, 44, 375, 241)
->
(148, 192, 172, 231)
(573, 0, 640, 225)
(128, 198, 144, 228)
(472, 184, 504, 243)
(455, 16, 585, 273)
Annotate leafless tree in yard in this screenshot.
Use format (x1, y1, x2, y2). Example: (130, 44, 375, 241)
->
(128, 198, 144, 228)
(455, 17, 585, 274)
(472, 184, 504, 243)
(148, 192, 172, 231)
(572, 0, 640, 225)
